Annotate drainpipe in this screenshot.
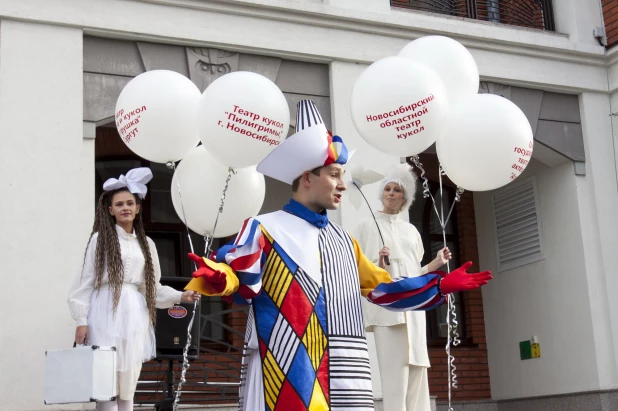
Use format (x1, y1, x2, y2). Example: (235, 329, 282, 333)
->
(487, 0, 500, 23)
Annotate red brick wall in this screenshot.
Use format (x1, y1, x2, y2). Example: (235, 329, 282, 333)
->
(427, 191, 491, 402)
(604, 0, 618, 47)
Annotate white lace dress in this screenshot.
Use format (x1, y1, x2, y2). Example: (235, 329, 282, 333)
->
(68, 224, 182, 399)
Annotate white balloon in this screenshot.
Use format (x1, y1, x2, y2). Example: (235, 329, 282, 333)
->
(399, 36, 479, 107)
(350, 56, 449, 157)
(197, 71, 290, 168)
(171, 146, 266, 238)
(436, 94, 534, 192)
(115, 70, 201, 163)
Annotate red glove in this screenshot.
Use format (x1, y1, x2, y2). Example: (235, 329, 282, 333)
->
(188, 253, 227, 293)
(440, 261, 492, 295)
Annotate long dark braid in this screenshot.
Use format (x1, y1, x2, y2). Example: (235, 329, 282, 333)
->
(82, 188, 157, 325)
(133, 213, 157, 326)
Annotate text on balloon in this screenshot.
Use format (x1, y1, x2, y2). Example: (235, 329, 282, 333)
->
(232, 105, 286, 129)
(365, 94, 435, 123)
(226, 123, 280, 146)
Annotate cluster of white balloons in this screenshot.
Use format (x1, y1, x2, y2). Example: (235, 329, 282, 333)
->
(350, 36, 534, 191)
(115, 70, 290, 237)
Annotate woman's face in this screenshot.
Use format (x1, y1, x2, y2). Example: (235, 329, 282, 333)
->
(109, 191, 140, 226)
(382, 182, 405, 213)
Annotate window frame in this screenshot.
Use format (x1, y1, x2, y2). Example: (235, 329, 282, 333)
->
(94, 129, 233, 350)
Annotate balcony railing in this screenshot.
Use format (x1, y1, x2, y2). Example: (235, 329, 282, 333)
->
(392, 0, 555, 31)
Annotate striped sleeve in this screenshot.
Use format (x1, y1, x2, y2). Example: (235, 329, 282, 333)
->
(353, 237, 445, 311)
(216, 218, 267, 305)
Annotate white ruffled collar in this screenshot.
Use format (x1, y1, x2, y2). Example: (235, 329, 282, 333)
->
(115, 224, 137, 240)
(376, 210, 402, 222)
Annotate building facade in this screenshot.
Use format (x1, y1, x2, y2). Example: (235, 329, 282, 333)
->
(0, 0, 617, 410)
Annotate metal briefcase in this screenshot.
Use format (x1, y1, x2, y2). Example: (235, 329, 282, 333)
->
(44, 344, 117, 404)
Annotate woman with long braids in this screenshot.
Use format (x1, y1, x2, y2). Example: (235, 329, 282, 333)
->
(68, 167, 200, 411)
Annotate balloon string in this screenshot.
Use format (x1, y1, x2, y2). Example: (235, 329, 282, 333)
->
(352, 181, 389, 265)
(438, 166, 448, 271)
(410, 156, 431, 199)
(209, 168, 236, 253)
(172, 298, 198, 411)
(167, 162, 196, 265)
(444, 186, 465, 229)
(410, 156, 444, 228)
(172, 166, 236, 411)
(439, 165, 460, 411)
(167, 161, 199, 411)
(409, 157, 465, 411)
(409, 157, 464, 229)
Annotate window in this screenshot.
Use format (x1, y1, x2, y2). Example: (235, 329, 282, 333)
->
(410, 182, 464, 343)
(390, 0, 555, 31)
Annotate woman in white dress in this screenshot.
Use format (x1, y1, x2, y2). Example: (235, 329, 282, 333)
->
(354, 164, 452, 411)
(68, 167, 200, 411)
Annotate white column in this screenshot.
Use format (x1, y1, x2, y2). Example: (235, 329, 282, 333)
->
(82, 122, 96, 239)
(553, 0, 604, 47)
(0, 20, 84, 410)
(576, 91, 618, 389)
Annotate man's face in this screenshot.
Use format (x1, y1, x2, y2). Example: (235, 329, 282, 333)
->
(306, 164, 347, 211)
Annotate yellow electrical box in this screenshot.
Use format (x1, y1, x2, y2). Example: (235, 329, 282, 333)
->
(531, 343, 541, 358)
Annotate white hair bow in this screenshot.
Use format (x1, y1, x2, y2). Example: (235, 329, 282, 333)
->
(103, 167, 153, 199)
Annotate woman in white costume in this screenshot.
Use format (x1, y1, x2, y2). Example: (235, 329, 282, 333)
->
(68, 167, 200, 411)
(354, 164, 451, 411)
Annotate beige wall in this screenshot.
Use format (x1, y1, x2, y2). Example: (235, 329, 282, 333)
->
(475, 159, 601, 399)
(0, 20, 86, 410)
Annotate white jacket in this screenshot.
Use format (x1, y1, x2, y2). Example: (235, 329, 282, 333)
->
(354, 211, 430, 367)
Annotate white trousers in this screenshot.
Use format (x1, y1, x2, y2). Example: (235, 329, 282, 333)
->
(97, 365, 142, 406)
(117, 364, 143, 400)
(373, 324, 431, 411)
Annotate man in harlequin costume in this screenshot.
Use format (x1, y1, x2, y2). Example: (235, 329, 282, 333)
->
(185, 100, 492, 411)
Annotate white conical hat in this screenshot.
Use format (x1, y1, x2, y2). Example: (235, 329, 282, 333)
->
(257, 100, 354, 185)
